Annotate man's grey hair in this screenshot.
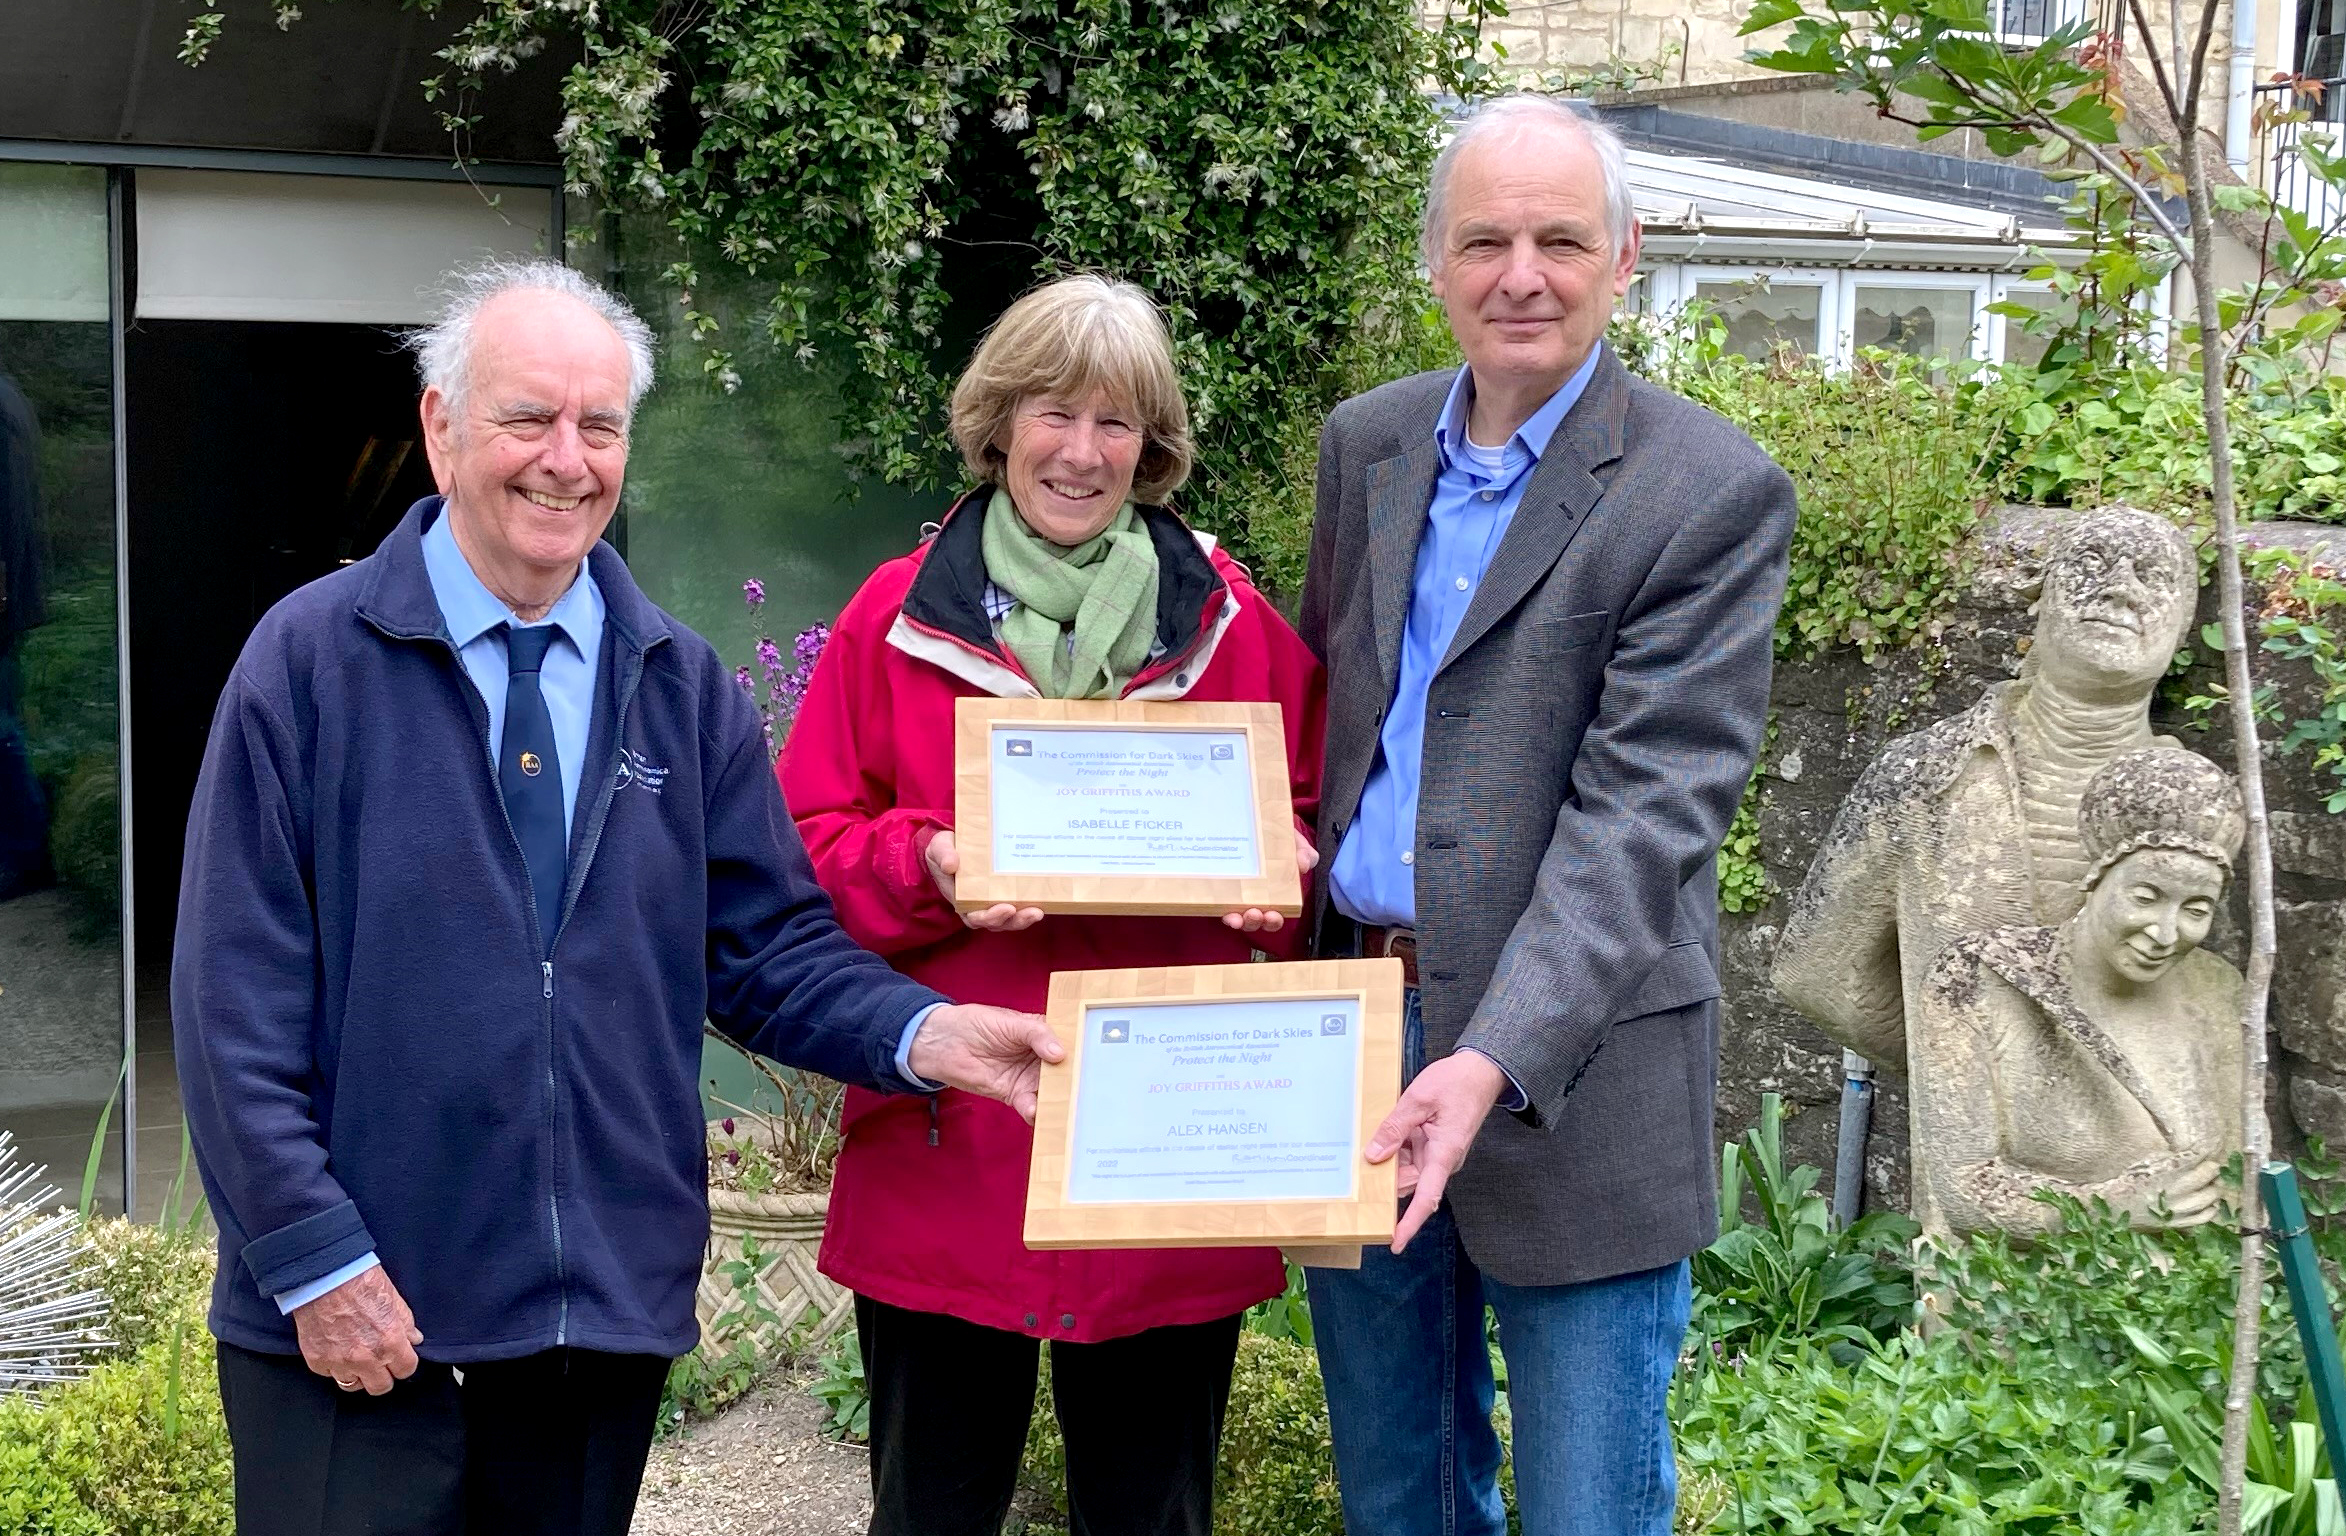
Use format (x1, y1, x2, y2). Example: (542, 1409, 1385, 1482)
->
(1422, 95, 1638, 272)
(408, 258, 657, 423)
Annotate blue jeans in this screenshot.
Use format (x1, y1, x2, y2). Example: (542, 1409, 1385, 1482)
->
(1306, 993, 1692, 1536)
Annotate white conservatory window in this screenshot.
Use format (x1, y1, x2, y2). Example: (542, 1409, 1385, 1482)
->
(1639, 264, 2158, 368)
(1692, 269, 1838, 362)
(1847, 278, 1985, 365)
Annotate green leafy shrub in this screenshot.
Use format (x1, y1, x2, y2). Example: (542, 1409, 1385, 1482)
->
(1013, 1331, 1344, 1536)
(808, 1327, 871, 1444)
(0, 1217, 229, 1533)
(1214, 1333, 1345, 1536)
(1631, 334, 2017, 663)
(2000, 363, 2346, 528)
(1676, 1326, 2207, 1534)
(1693, 1094, 1918, 1356)
(80, 1216, 215, 1361)
(2249, 548, 2346, 812)
(1679, 1180, 2346, 1535)
(0, 1324, 233, 1536)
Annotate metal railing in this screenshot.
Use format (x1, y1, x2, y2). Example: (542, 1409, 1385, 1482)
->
(2258, 74, 2346, 227)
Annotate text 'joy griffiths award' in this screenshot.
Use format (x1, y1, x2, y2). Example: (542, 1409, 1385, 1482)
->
(1022, 958, 1404, 1258)
(951, 696, 1303, 917)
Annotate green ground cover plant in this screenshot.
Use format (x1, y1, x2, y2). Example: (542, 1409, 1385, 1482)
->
(1695, 1095, 1917, 1357)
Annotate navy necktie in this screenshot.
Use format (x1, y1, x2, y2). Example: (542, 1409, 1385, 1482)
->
(498, 623, 566, 955)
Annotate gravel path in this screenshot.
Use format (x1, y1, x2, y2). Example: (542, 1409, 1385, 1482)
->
(631, 1374, 871, 1536)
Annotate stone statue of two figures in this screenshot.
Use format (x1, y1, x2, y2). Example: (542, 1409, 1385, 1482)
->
(1773, 507, 2249, 1238)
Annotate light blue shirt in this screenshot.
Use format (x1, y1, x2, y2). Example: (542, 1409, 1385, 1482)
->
(278, 509, 942, 1315)
(1329, 347, 1602, 929)
(420, 508, 605, 835)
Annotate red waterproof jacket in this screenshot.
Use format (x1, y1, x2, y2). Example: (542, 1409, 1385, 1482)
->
(781, 491, 1327, 1343)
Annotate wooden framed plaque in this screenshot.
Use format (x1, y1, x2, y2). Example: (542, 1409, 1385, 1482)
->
(952, 697, 1303, 918)
(1023, 958, 1404, 1253)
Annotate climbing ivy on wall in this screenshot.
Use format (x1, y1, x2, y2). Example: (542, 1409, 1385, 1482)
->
(181, 0, 1501, 555)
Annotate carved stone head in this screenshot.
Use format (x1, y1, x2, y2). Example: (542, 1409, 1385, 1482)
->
(2074, 747, 2246, 985)
(2030, 509, 2197, 693)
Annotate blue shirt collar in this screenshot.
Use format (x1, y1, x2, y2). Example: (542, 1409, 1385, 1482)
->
(1433, 342, 1606, 470)
(420, 502, 598, 656)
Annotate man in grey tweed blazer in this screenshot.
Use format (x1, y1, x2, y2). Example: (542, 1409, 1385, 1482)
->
(1297, 96, 1794, 1536)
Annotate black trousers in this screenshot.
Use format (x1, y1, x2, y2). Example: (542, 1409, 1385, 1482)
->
(856, 1294, 1242, 1536)
(215, 1341, 668, 1536)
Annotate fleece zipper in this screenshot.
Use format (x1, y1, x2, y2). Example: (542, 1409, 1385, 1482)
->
(421, 626, 660, 1348)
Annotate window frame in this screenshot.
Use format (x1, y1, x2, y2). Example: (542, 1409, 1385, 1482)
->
(1683, 263, 1842, 363)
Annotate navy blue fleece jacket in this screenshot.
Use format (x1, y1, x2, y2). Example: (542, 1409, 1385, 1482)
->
(174, 497, 944, 1361)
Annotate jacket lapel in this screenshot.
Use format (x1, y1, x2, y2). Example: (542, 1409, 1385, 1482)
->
(1437, 349, 1631, 675)
(1365, 440, 1441, 697)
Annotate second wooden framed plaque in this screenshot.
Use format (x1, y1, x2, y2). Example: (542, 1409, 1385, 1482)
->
(951, 696, 1302, 918)
(1023, 958, 1404, 1254)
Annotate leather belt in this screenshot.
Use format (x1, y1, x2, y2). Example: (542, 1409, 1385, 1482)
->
(1362, 925, 1419, 988)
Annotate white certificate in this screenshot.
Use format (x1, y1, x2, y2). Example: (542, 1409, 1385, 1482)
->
(988, 725, 1262, 878)
(1065, 995, 1363, 1204)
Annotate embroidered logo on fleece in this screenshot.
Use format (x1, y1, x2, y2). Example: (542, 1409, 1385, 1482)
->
(614, 748, 670, 795)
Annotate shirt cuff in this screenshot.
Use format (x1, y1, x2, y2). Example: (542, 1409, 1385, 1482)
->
(275, 1251, 382, 1315)
(1458, 1047, 1530, 1114)
(895, 1002, 947, 1093)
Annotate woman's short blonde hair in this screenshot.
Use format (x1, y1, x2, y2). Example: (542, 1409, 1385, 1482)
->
(948, 274, 1194, 505)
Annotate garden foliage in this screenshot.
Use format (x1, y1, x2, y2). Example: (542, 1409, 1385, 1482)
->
(1694, 1094, 1917, 1356)
(0, 1219, 227, 1536)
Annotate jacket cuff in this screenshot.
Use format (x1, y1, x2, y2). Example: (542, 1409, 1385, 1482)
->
(1455, 1042, 1542, 1128)
(240, 1199, 378, 1299)
(872, 986, 957, 1095)
(893, 1003, 948, 1092)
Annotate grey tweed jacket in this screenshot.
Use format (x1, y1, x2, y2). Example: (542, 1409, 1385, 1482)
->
(1298, 347, 1795, 1287)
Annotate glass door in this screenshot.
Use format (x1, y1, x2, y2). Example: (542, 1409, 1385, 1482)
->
(0, 163, 129, 1213)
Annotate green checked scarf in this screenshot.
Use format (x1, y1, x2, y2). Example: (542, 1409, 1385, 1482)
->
(980, 487, 1161, 700)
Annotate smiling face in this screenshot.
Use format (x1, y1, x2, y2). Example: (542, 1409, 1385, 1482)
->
(2034, 517, 2195, 693)
(998, 391, 1145, 546)
(420, 288, 632, 601)
(2077, 846, 2226, 986)
(1429, 120, 1639, 407)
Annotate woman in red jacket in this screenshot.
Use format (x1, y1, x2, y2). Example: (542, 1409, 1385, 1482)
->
(780, 274, 1327, 1536)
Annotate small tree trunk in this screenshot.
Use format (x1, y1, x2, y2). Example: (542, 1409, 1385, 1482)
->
(2180, 102, 2284, 1536)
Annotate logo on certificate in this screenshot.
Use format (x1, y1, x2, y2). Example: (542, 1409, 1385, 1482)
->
(1320, 1013, 1348, 1036)
(1006, 738, 1034, 757)
(1099, 1019, 1131, 1043)
(1210, 743, 1234, 761)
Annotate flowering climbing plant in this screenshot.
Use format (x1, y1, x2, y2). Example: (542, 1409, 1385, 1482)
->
(177, 0, 1502, 559)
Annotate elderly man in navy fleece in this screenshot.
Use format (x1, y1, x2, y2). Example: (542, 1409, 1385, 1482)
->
(173, 259, 1063, 1536)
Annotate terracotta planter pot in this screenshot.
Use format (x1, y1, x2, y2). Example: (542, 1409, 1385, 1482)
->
(698, 1135, 850, 1356)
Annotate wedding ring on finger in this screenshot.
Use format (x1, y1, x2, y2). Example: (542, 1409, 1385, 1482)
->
(334, 1376, 360, 1391)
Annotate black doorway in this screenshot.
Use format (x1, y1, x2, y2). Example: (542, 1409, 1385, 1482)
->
(126, 319, 435, 968)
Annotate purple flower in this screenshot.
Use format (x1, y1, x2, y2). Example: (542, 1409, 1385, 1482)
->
(743, 578, 766, 608)
(756, 635, 783, 672)
(725, 1148, 741, 1167)
(794, 622, 831, 668)
(722, 1117, 736, 1135)
(734, 665, 755, 697)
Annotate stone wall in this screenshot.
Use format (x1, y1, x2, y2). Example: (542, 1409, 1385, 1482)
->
(1721, 508, 2344, 1209)
(1422, 0, 1770, 86)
